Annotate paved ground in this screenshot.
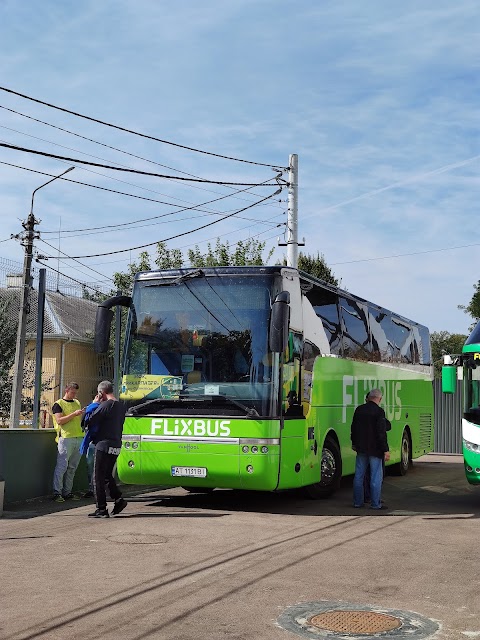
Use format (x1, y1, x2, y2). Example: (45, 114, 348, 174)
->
(1, 454, 479, 640)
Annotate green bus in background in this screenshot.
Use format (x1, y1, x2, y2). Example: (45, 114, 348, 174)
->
(95, 266, 434, 498)
(442, 324, 480, 485)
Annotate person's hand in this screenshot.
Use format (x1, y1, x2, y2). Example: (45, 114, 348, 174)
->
(75, 408, 84, 416)
(384, 451, 391, 461)
(94, 393, 103, 402)
(352, 445, 357, 451)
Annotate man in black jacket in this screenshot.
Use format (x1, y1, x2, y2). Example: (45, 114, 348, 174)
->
(87, 380, 127, 518)
(351, 388, 390, 510)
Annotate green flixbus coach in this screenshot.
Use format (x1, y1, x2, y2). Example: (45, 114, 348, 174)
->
(94, 266, 434, 498)
(442, 323, 480, 485)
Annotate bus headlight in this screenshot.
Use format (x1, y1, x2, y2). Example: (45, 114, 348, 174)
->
(132, 442, 139, 450)
(261, 446, 268, 454)
(242, 446, 249, 453)
(251, 446, 258, 453)
(463, 438, 480, 452)
(128, 460, 135, 468)
(124, 442, 131, 449)
(246, 465, 254, 473)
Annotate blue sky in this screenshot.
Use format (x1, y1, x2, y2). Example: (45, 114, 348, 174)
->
(0, 0, 479, 334)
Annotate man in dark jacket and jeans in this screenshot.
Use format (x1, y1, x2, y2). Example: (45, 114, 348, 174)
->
(87, 380, 127, 518)
(351, 388, 390, 510)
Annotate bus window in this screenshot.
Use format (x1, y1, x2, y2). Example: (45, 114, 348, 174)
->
(464, 365, 480, 425)
(302, 340, 320, 407)
(417, 325, 432, 365)
(305, 286, 342, 354)
(339, 296, 371, 359)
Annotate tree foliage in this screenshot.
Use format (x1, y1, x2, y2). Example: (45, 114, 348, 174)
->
(458, 280, 480, 331)
(430, 331, 467, 378)
(188, 238, 273, 267)
(0, 299, 18, 420)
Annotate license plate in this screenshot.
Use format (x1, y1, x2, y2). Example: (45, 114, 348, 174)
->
(171, 466, 207, 478)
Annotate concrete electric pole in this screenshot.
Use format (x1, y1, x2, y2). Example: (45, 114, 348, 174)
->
(9, 166, 74, 428)
(279, 154, 303, 268)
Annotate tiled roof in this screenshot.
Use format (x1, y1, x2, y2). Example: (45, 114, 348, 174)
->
(0, 288, 98, 339)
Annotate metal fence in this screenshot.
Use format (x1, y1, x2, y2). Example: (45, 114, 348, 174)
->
(0, 256, 113, 427)
(433, 378, 462, 454)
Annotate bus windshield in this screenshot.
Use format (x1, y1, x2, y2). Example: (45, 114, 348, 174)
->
(123, 272, 281, 417)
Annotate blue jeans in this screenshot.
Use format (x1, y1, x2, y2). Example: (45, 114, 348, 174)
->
(353, 454, 384, 509)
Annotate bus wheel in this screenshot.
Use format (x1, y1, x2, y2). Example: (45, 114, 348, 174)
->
(304, 436, 342, 499)
(391, 429, 411, 476)
(182, 487, 215, 494)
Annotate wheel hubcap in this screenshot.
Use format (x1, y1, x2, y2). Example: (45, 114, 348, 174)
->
(320, 448, 336, 486)
(402, 438, 409, 467)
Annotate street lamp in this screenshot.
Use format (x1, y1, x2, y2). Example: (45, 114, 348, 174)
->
(9, 166, 75, 429)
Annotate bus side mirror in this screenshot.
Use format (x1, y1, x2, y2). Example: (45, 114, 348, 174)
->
(94, 306, 114, 353)
(442, 366, 457, 394)
(94, 295, 132, 353)
(269, 291, 290, 353)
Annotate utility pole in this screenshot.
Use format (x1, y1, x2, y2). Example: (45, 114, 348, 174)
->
(279, 154, 303, 268)
(9, 211, 38, 428)
(9, 166, 74, 429)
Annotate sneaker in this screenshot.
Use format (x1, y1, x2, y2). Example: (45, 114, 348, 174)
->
(83, 490, 94, 498)
(111, 498, 127, 516)
(53, 494, 65, 503)
(63, 493, 81, 501)
(88, 508, 109, 518)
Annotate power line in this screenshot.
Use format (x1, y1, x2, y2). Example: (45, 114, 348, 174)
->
(0, 103, 279, 202)
(85, 212, 286, 267)
(0, 142, 283, 186)
(35, 259, 107, 297)
(0, 160, 283, 232)
(36, 238, 115, 283)
(0, 85, 284, 168)
(59, 188, 282, 259)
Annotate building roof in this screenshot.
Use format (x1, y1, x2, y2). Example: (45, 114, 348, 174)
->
(0, 287, 98, 340)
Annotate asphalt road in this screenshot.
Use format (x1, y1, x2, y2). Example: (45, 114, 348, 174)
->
(1, 454, 478, 640)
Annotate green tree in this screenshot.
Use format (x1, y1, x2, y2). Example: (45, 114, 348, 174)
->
(430, 331, 467, 378)
(0, 299, 18, 421)
(188, 238, 273, 267)
(155, 241, 184, 270)
(458, 280, 480, 331)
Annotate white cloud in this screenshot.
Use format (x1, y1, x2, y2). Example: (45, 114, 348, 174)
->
(0, 0, 479, 335)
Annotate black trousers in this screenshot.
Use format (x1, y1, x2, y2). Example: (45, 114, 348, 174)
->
(93, 447, 122, 510)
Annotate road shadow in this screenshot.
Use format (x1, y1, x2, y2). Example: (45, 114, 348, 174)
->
(4, 460, 478, 520)
(133, 459, 480, 519)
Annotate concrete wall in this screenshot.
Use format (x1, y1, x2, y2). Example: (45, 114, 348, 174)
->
(0, 428, 88, 504)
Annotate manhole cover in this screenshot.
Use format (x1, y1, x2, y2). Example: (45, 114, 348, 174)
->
(107, 533, 167, 545)
(308, 610, 401, 634)
(277, 601, 440, 639)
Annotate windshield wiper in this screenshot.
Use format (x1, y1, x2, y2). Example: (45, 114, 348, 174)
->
(184, 393, 259, 418)
(127, 392, 259, 418)
(149, 269, 204, 287)
(128, 398, 166, 415)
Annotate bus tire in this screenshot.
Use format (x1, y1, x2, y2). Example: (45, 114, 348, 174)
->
(182, 487, 215, 494)
(304, 436, 342, 499)
(391, 429, 411, 476)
